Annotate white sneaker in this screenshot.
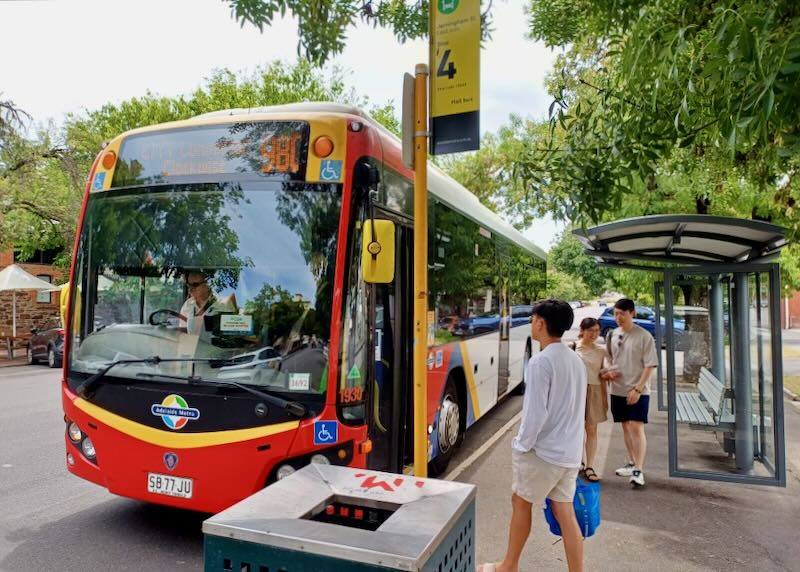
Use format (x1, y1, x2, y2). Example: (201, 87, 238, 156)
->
(615, 463, 635, 477)
(630, 469, 645, 487)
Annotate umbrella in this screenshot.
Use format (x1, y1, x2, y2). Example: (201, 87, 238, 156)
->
(0, 264, 60, 337)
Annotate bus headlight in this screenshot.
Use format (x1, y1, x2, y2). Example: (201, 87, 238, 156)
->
(81, 436, 96, 459)
(310, 454, 330, 465)
(68, 422, 83, 442)
(276, 464, 295, 480)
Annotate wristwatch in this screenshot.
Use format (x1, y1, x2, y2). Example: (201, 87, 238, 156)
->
(633, 387, 643, 394)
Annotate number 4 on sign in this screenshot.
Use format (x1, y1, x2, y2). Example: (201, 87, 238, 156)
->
(437, 49, 457, 80)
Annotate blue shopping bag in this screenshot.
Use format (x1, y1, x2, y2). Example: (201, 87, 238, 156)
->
(543, 478, 601, 538)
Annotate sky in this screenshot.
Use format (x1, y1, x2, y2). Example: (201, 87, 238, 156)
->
(0, 0, 565, 250)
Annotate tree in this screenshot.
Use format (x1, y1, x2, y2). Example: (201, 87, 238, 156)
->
(1, 61, 397, 269)
(548, 229, 611, 296)
(514, 0, 800, 235)
(0, 107, 78, 264)
(224, 0, 496, 65)
(546, 269, 591, 301)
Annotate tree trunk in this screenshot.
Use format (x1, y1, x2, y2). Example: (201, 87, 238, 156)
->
(679, 282, 711, 385)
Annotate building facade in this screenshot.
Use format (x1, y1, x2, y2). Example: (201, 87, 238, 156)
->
(0, 249, 65, 340)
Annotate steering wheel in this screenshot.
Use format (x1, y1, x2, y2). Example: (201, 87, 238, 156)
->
(149, 309, 183, 326)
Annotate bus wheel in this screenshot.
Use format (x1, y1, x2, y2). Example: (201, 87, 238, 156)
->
(429, 377, 462, 476)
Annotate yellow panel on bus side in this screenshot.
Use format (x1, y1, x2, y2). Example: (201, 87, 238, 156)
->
(88, 136, 124, 192)
(305, 117, 348, 184)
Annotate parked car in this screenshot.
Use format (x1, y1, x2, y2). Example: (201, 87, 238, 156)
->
(454, 313, 500, 336)
(510, 304, 534, 327)
(598, 305, 661, 339)
(219, 346, 280, 371)
(598, 305, 697, 345)
(27, 318, 64, 368)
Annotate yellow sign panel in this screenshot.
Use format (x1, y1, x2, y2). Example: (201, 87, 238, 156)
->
(430, 0, 480, 118)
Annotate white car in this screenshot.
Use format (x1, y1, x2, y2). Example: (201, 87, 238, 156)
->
(220, 346, 280, 371)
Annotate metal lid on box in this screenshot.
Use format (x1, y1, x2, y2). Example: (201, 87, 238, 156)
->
(202, 464, 477, 570)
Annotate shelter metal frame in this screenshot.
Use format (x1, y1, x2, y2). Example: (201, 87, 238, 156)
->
(575, 215, 787, 487)
(663, 263, 785, 487)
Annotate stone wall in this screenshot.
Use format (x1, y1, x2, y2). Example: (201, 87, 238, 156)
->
(0, 257, 65, 340)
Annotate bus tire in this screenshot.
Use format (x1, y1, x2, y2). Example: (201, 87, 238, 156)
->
(428, 376, 462, 476)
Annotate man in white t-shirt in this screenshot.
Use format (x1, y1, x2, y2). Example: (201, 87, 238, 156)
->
(479, 300, 587, 572)
(607, 298, 658, 488)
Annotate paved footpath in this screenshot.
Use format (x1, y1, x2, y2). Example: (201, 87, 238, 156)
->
(457, 397, 800, 572)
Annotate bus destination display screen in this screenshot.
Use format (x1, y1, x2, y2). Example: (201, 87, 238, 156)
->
(111, 121, 310, 186)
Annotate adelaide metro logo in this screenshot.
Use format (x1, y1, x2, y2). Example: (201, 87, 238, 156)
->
(151, 394, 200, 430)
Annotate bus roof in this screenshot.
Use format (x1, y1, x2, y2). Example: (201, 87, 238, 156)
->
(194, 103, 546, 259)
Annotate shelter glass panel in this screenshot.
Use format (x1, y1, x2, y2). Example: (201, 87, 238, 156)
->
(667, 267, 783, 485)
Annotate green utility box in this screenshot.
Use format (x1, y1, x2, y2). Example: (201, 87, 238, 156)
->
(203, 464, 476, 572)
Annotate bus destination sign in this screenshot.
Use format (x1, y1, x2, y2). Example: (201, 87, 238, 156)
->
(111, 121, 310, 186)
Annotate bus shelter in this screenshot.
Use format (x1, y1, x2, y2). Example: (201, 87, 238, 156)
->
(575, 215, 787, 486)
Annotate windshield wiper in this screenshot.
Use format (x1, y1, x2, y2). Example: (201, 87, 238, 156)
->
(135, 371, 308, 418)
(75, 356, 234, 399)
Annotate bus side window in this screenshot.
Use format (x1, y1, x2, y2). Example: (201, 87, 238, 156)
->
(338, 218, 369, 424)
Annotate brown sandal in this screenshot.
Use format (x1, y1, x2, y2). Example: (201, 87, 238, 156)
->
(584, 467, 600, 482)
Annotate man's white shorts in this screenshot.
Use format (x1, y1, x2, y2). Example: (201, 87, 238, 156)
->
(511, 449, 578, 507)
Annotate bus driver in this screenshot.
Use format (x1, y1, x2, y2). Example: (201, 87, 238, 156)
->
(179, 271, 236, 337)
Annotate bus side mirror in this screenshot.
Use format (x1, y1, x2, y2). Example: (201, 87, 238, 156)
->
(361, 219, 395, 284)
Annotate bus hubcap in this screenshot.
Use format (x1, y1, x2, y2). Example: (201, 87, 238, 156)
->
(438, 396, 460, 452)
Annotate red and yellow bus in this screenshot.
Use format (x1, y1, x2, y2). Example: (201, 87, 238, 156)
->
(62, 103, 546, 513)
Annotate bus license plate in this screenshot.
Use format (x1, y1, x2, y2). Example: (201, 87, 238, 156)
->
(147, 472, 193, 499)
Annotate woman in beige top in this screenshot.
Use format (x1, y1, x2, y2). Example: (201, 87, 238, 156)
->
(575, 317, 610, 481)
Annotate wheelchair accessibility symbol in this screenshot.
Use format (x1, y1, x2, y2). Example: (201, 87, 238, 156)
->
(314, 420, 338, 445)
(92, 172, 106, 191)
(319, 160, 342, 181)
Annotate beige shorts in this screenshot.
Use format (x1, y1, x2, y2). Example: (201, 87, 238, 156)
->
(511, 449, 578, 507)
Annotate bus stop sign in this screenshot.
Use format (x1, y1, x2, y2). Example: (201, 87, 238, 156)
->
(430, 0, 480, 155)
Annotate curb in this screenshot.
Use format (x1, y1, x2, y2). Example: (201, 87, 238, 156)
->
(784, 387, 800, 401)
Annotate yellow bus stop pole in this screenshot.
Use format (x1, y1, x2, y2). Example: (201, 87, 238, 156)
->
(413, 63, 429, 478)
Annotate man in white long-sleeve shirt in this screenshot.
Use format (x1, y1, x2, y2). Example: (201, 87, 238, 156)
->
(480, 300, 586, 572)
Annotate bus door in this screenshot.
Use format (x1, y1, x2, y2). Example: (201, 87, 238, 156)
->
(367, 220, 413, 474)
(497, 279, 510, 396)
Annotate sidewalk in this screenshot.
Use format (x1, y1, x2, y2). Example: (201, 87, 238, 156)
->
(0, 351, 27, 367)
(458, 398, 800, 571)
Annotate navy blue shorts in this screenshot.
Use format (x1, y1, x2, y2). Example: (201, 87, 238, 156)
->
(610, 394, 650, 423)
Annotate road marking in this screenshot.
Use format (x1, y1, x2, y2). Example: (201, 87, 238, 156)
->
(444, 410, 522, 482)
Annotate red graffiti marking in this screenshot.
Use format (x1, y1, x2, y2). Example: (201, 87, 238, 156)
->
(353, 473, 427, 492)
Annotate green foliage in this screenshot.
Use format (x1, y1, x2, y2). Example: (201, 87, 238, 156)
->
(245, 283, 320, 346)
(0, 120, 81, 262)
(438, 117, 555, 227)
(548, 229, 611, 295)
(368, 102, 401, 137)
(546, 269, 591, 301)
(65, 61, 355, 166)
(517, 0, 800, 235)
(2, 61, 397, 269)
(224, 0, 495, 65)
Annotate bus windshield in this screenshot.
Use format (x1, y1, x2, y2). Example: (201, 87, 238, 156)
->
(69, 181, 341, 395)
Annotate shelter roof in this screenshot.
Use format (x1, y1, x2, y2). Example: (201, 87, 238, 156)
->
(573, 215, 787, 267)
